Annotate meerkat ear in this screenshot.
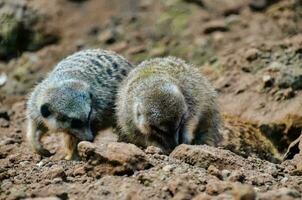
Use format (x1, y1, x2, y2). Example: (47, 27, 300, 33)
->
(40, 103, 51, 118)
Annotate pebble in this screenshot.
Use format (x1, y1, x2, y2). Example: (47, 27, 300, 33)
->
(162, 165, 175, 172)
(0, 73, 7, 87)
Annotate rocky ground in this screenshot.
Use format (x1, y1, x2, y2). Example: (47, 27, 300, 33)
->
(0, 0, 302, 199)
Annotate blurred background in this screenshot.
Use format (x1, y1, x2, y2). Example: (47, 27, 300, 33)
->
(0, 0, 302, 154)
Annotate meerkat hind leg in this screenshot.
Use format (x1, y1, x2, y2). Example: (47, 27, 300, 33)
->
(64, 133, 80, 160)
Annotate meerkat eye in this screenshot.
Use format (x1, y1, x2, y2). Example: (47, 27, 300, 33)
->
(70, 118, 85, 129)
(40, 104, 51, 118)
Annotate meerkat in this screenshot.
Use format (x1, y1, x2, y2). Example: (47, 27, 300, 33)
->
(26, 49, 133, 160)
(116, 57, 222, 153)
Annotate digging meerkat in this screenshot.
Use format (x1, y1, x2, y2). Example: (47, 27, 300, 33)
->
(116, 56, 222, 153)
(26, 49, 133, 159)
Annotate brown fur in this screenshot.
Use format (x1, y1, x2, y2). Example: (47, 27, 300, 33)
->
(116, 57, 221, 153)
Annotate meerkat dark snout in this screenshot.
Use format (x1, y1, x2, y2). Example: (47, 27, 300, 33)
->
(116, 57, 221, 153)
(27, 49, 133, 159)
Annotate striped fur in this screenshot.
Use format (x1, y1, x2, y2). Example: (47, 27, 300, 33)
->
(26, 49, 133, 159)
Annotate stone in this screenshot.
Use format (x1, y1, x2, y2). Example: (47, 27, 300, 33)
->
(262, 75, 274, 88)
(162, 165, 175, 172)
(0, 109, 10, 121)
(231, 184, 256, 200)
(259, 188, 301, 200)
(221, 169, 231, 180)
(203, 20, 229, 34)
(228, 170, 246, 183)
(207, 165, 222, 179)
(192, 193, 212, 200)
(170, 144, 247, 170)
(145, 146, 163, 155)
(98, 29, 117, 44)
(245, 48, 259, 62)
(205, 180, 230, 195)
(0, 72, 7, 87)
(78, 141, 151, 176)
(25, 198, 60, 200)
(128, 45, 146, 55)
(249, 0, 278, 11)
(42, 166, 66, 181)
(167, 178, 198, 199)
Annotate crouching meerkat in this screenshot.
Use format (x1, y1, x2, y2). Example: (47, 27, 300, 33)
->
(116, 57, 221, 153)
(26, 49, 133, 159)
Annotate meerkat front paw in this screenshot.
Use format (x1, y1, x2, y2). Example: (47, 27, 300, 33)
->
(64, 133, 80, 160)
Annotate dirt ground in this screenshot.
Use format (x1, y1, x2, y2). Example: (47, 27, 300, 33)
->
(0, 0, 302, 199)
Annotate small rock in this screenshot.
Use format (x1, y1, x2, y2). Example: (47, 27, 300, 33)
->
(0, 73, 7, 87)
(267, 62, 282, 72)
(150, 46, 167, 57)
(0, 109, 10, 121)
(36, 161, 45, 168)
(283, 88, 295, 99)
(109, 41, 128, 53)
(0, 118, 9, 128)
(98, 29, 117, 44)
(78, 141, 151, 175)
(87, 26, 100, 36)
(167, 178, 198, 199)
(262, 75, 274, 88)
(42, 166, 66, 180)
(276, 73, 302, 90)
(128, 45, 146, 55)
(205, 180, 229, 195)
(275, 88, 295, 101)
(249, 0, 277, 11)
(232, 183, 256, 200)
(1, 137, 16, 145)
(170, 144, 249, 170)
(203, 20, 229, 34)
(259, 188, 301, 200)
(192, 193, 212, 200)
(145, 146, 163, 155)
(73, 166, 86, 176)
(292, 75, 302, 90)
(228, 170, 246, 183)
(207, 165, 222, 179)
(162, 165, 175, 172)
(24, 197, 60, 200)
(280, 177, 288, 184)
(221, 169, 231, 180)
(245, 48, 259, 61)
(52, 177, 62, 184)
(75, 40, 85, 50)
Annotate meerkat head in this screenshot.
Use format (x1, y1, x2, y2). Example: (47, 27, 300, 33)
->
(133, 82, 188, 151)
(39, 80, 94, 141)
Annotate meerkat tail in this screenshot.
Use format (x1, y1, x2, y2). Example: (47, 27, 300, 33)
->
(26, 119, 53, 157)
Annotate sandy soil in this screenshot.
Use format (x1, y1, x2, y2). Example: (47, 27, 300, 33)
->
(0, 0, 302, 199)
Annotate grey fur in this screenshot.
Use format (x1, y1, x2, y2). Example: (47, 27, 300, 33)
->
(116, 57, 221, 153)
(27, 49, 133, 159)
